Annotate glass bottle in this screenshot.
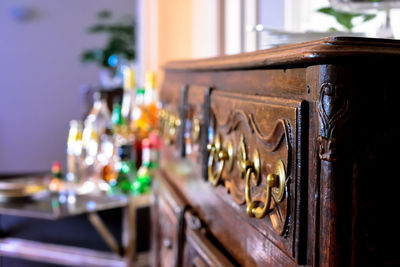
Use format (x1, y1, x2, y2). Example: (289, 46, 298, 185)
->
(130, 87, 149, 138)
(110, 144, 137, 195)
(134, 139, 152, 195)
(87, 91, 112, 136)
(121, 66, 136, 126)
(149, 130, 161, 169)
(66, 120, 83, 183)
(82, 92, 111, 178)
(49, 161, 63, 192)
(112, 101, 125, 131)
(144, 71, 159, 130)
(82, 120, 98, 171)
(99, 128, 116, 183)
(112, 100, 129, 145)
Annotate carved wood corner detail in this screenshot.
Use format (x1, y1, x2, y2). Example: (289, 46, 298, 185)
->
(317, 82, 350, 162)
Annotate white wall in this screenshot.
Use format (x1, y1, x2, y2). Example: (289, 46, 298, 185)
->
(0, 0, 135, 173)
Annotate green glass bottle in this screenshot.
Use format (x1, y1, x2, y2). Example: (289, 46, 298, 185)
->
(134, 139, 152, 195)
(110, 144, 137, 194)
(111, 101, 125, 127)
(112, 100, 130, 145)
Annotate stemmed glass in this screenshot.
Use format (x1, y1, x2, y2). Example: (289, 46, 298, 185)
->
(330, 0, 400, 38)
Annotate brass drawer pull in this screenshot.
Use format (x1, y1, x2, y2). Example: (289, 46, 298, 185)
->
(191, 117, 200, 143)
(207, 134, 233, 187)
(158, 109, 167, 135)
(239, 135, 286, 219)
(245, 160, 286, 219)
(166, 114, 180, 145)
(158, 108, 180, 144)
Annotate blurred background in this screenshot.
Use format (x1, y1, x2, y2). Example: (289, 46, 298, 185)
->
(1, 0, 399, 174)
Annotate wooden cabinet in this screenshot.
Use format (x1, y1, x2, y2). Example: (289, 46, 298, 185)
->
(182, 211, 235, 267)
(152, 37, 400, 266)
(152, 171, 185, 267)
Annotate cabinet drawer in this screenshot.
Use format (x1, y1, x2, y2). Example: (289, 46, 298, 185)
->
(183, 211, 236, 267)
(181, 85, 211, 175)
(205, 91, 307, 262)
(152, 172, 186, 267)
(159, 85, 186, 152)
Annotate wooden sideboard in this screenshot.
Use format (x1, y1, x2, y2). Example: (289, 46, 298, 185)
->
(151, 37, 399, 267)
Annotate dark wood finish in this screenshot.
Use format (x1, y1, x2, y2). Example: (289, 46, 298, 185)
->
(207, 91, 305, 259)
(160, 149, 298, 267)
(151, 170, 186, 267)
(183, 211, 236, 267)
(153, 37, 399, 266)
(163, 37, 400, 71)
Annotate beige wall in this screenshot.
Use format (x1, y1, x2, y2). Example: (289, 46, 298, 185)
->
(141, 0, 221, 87)
(157, 0, 193, 85)
(158, 0, 193, 65)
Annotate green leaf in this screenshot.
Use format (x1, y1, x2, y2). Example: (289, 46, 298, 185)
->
(335, 13, 355, 30)
(87, 24, 107, 33)
(317, 6, 376, 31)
(97, 10, 112, 19)
(87, 24, 135, 37)
(81, 10, 136, 67)
(362, 14, 376, 22)
(80, 49, 104, 64)
(317, 7, 336, 16)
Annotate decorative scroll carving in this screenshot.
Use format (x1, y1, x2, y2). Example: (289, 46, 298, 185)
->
(317, 82, 350, 162)
(220, 110, 290, 154)
(220, 109, 253, 134)
(210, 107, 292, 235)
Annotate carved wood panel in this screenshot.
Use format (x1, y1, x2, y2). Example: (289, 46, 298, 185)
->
(207, 91, 307, 261)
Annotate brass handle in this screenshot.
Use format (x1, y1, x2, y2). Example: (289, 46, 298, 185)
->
(191, 117, 200, 143)
(238, 135, 286, 219)
(166, 114, 180, 144)
(159, 109, 172, 142)
(245, 160, 286, 219)
(207, 134, 233, 187)
(157, 109, 181, 144)
(158, 109, 167, 135)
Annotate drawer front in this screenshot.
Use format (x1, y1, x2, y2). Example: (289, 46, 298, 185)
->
(183, 211, 236, 267)
(181, 85, 209, 162)
(159, 85, 186, 152)
(181, 85, 212, 179)
(152, 173, 186, 267)
(205, 91, 307, 262)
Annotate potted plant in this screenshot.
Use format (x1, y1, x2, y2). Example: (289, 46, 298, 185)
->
(317, 6, 376, 32)
(80, 10, 136, 89)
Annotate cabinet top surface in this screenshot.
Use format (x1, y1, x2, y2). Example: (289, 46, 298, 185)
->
(164, 37, 400, 71)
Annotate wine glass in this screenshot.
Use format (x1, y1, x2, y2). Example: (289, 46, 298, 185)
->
(330, 0, 400, 38)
